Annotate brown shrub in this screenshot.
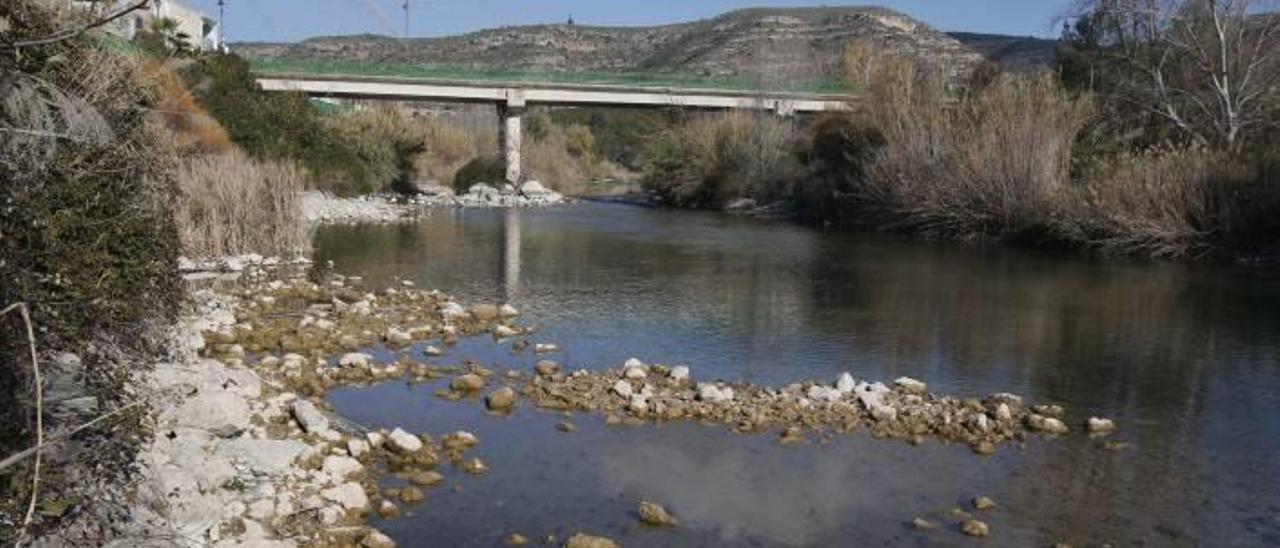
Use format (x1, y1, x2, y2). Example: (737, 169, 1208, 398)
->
(141, 60, 233, 154)
(173, 152, 309, 258)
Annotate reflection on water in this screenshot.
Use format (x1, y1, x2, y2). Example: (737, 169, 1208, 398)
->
(317, 204, 1280, 547)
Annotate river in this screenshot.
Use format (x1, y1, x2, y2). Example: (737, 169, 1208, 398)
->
(315, 203, 1280, 547)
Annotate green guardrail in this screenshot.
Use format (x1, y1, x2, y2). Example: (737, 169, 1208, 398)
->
(248, 57, 849, 94)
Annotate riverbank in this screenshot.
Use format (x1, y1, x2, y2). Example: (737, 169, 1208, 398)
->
(302, 183, 567, 224)
(85, 263, 1121, 546)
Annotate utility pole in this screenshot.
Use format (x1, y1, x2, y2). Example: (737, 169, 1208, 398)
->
(403, 0, 410, 39)
(217, 0, 225, 50)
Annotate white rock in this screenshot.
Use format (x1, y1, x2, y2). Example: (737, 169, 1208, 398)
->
(624, 358, 645, 369)
(612, 379, 634, 398)
(322, 455, 364, 480)
(292, 400, 331, 435)
(894, 377, 928, 394)
(994, 403, 1013, 421)
(970, 413, 992, 432)
(1086, 417, 1117, 434)
(282, 353, 306, 369)
(366, 431, 385, 448)
(387, 427, 423, 453)
(807, 385, 844, 403)
(534, 343, 560, 354)
(492, 325, 520, 338)
(441, 302, 467, 320)
(669, 366, 690, 382)
(339, 353, 373, 368)
(423, 345, 445, 357)
(347, 439, 371, 457)
(321, 482, 369, 511)
(385, 329, 412, 346)
(697, 383, 734, 403)
(248, 499, 275, 521)
(623, 364, 647, 380)
(499, 304, 520, 318)
(629, 395, 649, 413)
(174, 391, 251, 437)
(836, 372, 856, 394)
(220, 438, 309, 476)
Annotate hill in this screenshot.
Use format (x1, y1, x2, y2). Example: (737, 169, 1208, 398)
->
(234, 7, 1000, 88)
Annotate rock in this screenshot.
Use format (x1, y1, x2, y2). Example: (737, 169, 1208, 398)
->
(321, 482, 369, 511)
(347, 439, 371, 458)
(961, 519, 990, 538)
(493, 325, 520, 338)
(697, 383, 734, 403)
(1086, 417, 1117, 434)
(399, 487, 425, 503)
(441, 302, 468, 320)
(340, 353, 373, 368)
(407, 470, 444, 486)
(807, 385, 844, 403)
(612, 380, 634, 398)
(855, 383, 897, 421)
(836, 372, 856, 393)
(993, 403, 1013, 421)
(322, 455, 364, 480)
(461, 458, 488, 475)
(486, 387, 518, 411)
(471, 304, 500, 321)
(894, 377, 928, 394)
(366, 431, 385, 448)
(973, 496, 998, 510)
(292, 399, 331, 435)
(1027, 414, 1070, 435)
(499, 304, 520, 318)
(1033, 404, 1066, 418)
(629, 394, 649, 414)
(520, 180, 550, 195)
(623, 362, 648, 379)
(424, 345, 446, 357)
(725, 198, 757, 211)
(638, 501, 678, 526)
(970, 413, 992, 432)
(534, 343, 560, 354)
(556, 421, 576, 433)
(361, 530, 396, 548)
(388, 427, 424, 453)
(669, 366, 690, 382)
(505, 533, 529, 545)
(779, 426, 805, 445)
(452, 374, 486, 391)
(535, 360, 560, 376)
(410, 181, 454, 196)
(385, 329, 412, 346)
(174, 391, 251, 437)
(564, 533, 619, 548)
(377, 500, 400, 518)
(221, 438, 310, 475)
(912, 517, 939, 530)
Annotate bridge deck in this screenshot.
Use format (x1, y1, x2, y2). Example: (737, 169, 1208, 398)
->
(255, 72, 852, 113)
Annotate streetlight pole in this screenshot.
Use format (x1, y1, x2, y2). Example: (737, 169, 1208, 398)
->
(403, 0, 409, 39)
(217, 0, 225, 50)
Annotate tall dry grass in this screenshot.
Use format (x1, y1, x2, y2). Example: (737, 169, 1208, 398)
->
(525, 121, 619, 193)
(842, 43, 1093, 239)
(173, 152, 309, 258)
(141, 60, 234, 154)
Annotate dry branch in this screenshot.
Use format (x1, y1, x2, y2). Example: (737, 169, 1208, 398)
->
(0, 0, 150, 52)
(0, 303, 42, 530)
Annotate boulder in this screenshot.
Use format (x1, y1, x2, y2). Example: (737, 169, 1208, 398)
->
(836, 372, 856, 394)
(175, 391, 251, 437)
(321, 482, 368, 511)
(565, 534, 619, 548)
(520, 180, 550, 195)
(612, 380, 634, 398)
(961, 519, 990, 538)
(973, 496, 998, 510)
(361, 530, 396, 548)
(697, 383, 734, 403)
(471, 304, 500, 321)
(669, 366, 690, 382)
(485, 387, 518, 411)
(638, 501, 678, 526)
(388, 428, 424, 453)
(1086, 417, 1117, 434)
(340, 353, 373, 368)
(807, 385, 844, 403)
(322, 455, 364, 480)
(451, 374, 486, 391)
(535, 360, 560, 376)
(894, 377, 928, 394)
(499, 304, 520, 318)
(292, 400, 331, 435)
(1027, 414, 1070, 435)
(347, 439, 371, 458)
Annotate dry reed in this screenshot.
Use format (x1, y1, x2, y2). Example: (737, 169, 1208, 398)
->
(173, 152, 308, 258)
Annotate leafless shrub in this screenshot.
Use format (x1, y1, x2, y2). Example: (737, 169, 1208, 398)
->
(173, 152, 309, 258)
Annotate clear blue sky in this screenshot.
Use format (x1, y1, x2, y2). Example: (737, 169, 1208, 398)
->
(188, 0, 1074, 43)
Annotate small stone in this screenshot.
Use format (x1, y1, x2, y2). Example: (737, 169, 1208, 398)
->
(556, 421, 576, 433)
(1086, 417, 1117, 434)
(499, 304, 520, 318)
(973, 496, 998, 510)
(565, 533, 619, 548)
(385, 329, 412, 347)
(638, 501, 678, 526)
(505, 533, 529, 545)
(407, 470, 444, 486)
(388, 427, 424, 453)
(1027, 414, 1070, 435)
(486, 387, 518, 411)
(366, 431, 385, 448)
(461, 458, 488, 475)
(377, 500, 400, 518)
(961, 519, 989, 538)
(292, 400, 330, 435)
(535, 360, 560, 376)
(322, 455, 364, 480)
(362, 530, 396, 548)
(669, 366, 690, 382)
(779, 426, 805, 445)
(452, 374, 486, 391)
(971, 441, 996, 455)
(424, 345, 445, 357)
(894, 377, 928, 394)
(1033, 404, 1066, 418)
(993, 403, 1013, 421)
(399, 486, 425, 503)
(836, 372, 856, 393)
(612, 379, 634, 398)
(340, 353, 373, 368)
(347, 439, 371, 458)
(534, 343, 560, 354)
(912, 517, 939, 530)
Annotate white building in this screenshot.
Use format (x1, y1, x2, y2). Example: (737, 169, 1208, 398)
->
(72, 0, 221, 52)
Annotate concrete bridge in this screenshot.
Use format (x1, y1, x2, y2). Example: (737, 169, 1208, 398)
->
(256, 72, 852, 184)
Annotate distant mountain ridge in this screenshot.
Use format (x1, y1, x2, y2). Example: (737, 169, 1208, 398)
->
(235, 7, 1056, 85)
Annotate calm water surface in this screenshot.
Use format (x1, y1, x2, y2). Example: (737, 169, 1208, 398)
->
(316, 203, 1280, 547)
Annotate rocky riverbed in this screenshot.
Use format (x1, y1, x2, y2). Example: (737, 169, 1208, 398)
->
(301, 182, 566, 225)
(114, 266, 1119, 547)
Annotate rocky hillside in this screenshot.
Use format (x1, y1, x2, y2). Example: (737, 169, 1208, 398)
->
(235, 7, 994, 86)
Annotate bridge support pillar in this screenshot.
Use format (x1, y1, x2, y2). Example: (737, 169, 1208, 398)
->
(500, 92, 526, 185)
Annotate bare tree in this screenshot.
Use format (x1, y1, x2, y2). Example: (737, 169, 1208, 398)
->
(1068, 0, 1280, 150)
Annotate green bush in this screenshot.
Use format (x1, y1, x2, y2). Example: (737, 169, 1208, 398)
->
(454, 156, 507, 192)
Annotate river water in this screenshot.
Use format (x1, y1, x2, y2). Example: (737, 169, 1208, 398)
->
(316, 203, 1280, 547)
